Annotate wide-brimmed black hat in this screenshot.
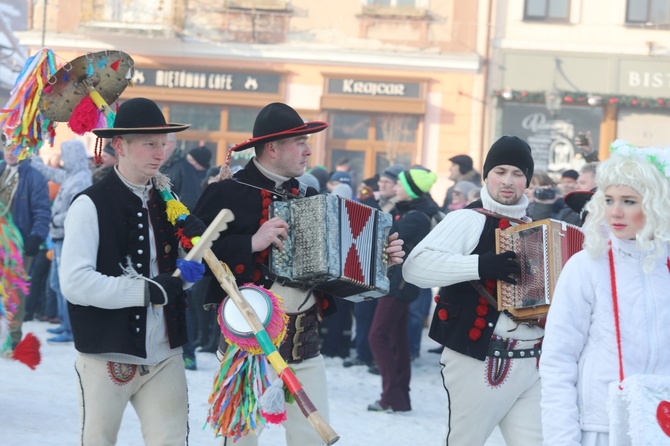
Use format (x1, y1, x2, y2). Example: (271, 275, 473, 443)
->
(229, 102, 328, 152)
(92, 98, 190, 138)
(564, 188, 596, 215)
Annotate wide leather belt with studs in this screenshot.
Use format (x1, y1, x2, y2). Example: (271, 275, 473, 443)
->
(487, 340, 542, 359)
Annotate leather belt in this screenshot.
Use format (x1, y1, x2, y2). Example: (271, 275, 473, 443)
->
(278, 306, 320, 364)
(487, 340, 542, 359)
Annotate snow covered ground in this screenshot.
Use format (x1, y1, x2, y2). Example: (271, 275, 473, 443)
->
(1, 320, 506, 445)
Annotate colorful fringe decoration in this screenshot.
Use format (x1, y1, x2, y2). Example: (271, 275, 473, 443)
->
(207, 346, 271, 440)
(0, 204, 40, 369)
(207, 285, 290, 437)
(219, 284, 288, 355)
(0, 48, 58, 158)
(153, 172, 204, 282)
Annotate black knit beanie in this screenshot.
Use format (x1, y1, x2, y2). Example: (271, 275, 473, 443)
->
(483, 136, 534, 187)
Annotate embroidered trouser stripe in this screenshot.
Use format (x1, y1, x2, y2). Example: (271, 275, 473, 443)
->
(439, 346, 543, 446)
(75, 353, 188, 446)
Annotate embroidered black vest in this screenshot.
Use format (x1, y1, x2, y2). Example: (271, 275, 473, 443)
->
(67, 172, 187, 357)
(428, 201, 502, 361)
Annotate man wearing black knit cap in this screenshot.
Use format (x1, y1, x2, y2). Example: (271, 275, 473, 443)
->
(441, 154, 481, 212)
(403, 136, 543, 446)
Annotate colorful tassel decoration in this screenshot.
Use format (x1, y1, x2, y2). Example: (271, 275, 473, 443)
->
(110, 59, 121, 71)
(0, 48, 57, 158)
(0, 204, 39, 369)
(259, 378, 287, 424)
(207, 346, 271, 439)
(176, 258, 205, 283)
(11, 333, 41, 369)
(67, 95, 102, 135)
(152, 172, 204, 282)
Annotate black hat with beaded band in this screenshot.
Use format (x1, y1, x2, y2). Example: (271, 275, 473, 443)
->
(228, 102, 328, 153)
(92, 97, 190, 137)
(482, 135, 534, 187)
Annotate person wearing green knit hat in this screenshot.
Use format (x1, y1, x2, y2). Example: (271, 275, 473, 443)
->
(397, 168, 438, 199)
(367, 166, 440, 413)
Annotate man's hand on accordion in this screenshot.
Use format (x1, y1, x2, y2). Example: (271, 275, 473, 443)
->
(478, 250, 520, 284)
(252, 216, 289, 252)
(386, 232, 405, 266)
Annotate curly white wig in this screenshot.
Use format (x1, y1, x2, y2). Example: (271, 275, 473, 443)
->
(583, 153, 670, 272)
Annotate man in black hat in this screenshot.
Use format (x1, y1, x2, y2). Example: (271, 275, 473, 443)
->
(193, 102, 404, 446)
(403, 136, 543, 446)
(441, 154, 482, 212)
(59, 97, 206, 445)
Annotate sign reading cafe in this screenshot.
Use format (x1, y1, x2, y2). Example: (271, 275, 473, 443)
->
(327, 78, 422, 98)
(131, 68, 282, 94)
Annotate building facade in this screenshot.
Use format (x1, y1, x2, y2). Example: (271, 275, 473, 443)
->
(17, 0, 491, 201)
(488, 0, 670, 175)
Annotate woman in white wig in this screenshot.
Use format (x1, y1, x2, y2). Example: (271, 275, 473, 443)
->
(540, 140, 670, 446)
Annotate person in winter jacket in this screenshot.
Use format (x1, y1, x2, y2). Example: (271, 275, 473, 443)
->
(403, 136, 543, 445)
(540, 143, 670, 445)
(32, 139, 93, 343)
(367, 167, 439, 413)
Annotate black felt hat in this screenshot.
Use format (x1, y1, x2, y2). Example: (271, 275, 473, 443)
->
(189, 146, 212, 169)
(92, 98, 190, 138)
(229, 102, 328, 152)
(483, 136, 534, 187)
(564, 189, 596, 215)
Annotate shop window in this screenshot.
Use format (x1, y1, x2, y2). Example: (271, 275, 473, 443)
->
(523, 0, 570, 22)
(81, 0, 176, 34)
(227, 107, 261, 133)
(375, 115, 418, 143)
(626, 0, 670, 25)
(330, 113, 371, 140)
(169, 104, 222, 131)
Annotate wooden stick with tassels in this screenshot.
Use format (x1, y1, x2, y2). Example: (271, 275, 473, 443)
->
(203, 249, 340, 445)
(151, 209, 233, 309)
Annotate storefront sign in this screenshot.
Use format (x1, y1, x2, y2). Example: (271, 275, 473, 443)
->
(619, 60, 670, 95)
(131, 68, 282, 93)
(327, 78, 421, 98)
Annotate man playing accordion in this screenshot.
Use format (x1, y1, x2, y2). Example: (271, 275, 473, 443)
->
(193, 102, 404, 446)
(403, 136, 543, 446)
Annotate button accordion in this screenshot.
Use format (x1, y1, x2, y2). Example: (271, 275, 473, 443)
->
(269, 194, 392, 302)
(495, 218, 584, 320)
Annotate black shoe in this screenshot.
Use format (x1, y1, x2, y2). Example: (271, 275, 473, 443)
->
(343, 357, 372, 368)
(368, 365, 380, 375)
(367, 400, 392, 413)
(198, 341, 218, 353)
(428, 347, 443, 354)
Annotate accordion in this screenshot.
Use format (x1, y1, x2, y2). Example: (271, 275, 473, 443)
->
(269, 194, 392, 302)
(495, 218, 584, 320)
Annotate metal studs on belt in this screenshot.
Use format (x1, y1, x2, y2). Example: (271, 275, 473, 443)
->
(508, 352, 513, 357)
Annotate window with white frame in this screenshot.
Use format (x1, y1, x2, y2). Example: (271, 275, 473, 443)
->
(524, 0, 570, 22)
(626, 0, 670, 25)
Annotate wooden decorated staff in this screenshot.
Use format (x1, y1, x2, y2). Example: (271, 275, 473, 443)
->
(203, 251, 340, 445)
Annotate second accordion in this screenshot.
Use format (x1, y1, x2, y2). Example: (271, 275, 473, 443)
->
(269, 194, 392, 302)
(495, 218, 584, 320)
